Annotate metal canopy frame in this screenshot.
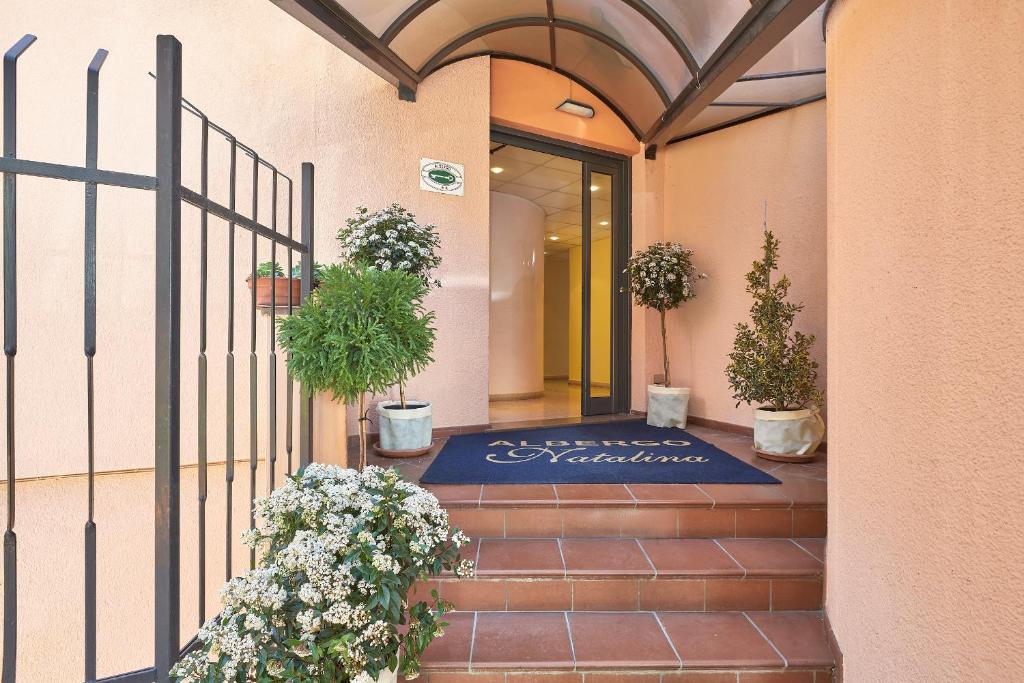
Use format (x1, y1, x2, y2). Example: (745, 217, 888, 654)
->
(272, 0, 825, 144)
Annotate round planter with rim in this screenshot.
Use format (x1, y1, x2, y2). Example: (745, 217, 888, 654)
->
(374, 400, 433, 458)
(752, 407, 825, 462)
(646, 385, 691, 428)
(246, 276, 301, 307)
(374, 662, 398, 683)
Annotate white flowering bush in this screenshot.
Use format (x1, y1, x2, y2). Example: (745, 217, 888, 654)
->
(339, 205, 442, 289)
(173, 465, 473, 683)
(625, 242, 707, 387)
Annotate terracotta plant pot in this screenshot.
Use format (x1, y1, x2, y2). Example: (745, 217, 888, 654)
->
(246, 276, 302, 307)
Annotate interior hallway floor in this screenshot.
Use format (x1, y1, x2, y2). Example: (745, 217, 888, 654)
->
(489, 379, 581, 424)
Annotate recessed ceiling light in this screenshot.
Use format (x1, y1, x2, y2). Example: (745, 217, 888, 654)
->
(490, 166, 503, 174)
(556, 99, 595, 118)
(590, 185, 599, 192)
(549, 235, 559, 241)
(599, 220, 609, 226)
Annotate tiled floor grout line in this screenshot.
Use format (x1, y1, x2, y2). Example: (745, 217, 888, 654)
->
(556, 537, 568, 579)
(564, 611, 577, 667)
(476, 484, 483, 507)
(467, 611, 479, 671)
(652, 612, 684, 669)
(743, 611, 789, 667)
(713, 539, 747, 578)
(694, 484, 717, 508)
(635, 538, 658, 578)
(789, 538, 825, 564)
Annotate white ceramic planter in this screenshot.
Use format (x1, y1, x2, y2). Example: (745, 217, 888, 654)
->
(646, 385, 690, 428)
(752, 407, 825, 461)
(375, 663, 398, 683)
(376, 400, 433, 456)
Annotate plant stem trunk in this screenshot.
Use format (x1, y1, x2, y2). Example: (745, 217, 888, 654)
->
(399, 380, 406, 410)
(660, 308, 671, 387)
(358, 392, 367, 471)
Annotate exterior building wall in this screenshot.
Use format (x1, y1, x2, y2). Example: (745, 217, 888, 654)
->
(825, 0, 1024, 679)
(660, 101, 827, 427)
(1, 0, 490, 679)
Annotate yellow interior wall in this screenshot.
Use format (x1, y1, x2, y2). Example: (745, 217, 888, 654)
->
(568, 238, 612, 386)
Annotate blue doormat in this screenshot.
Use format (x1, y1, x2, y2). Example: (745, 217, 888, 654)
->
(420, 420, 779, 485)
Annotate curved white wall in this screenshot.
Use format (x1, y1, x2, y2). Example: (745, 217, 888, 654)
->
(489, 191, 545, 399)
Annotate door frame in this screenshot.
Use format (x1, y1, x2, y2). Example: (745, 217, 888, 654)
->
(490, 125, 632, 415)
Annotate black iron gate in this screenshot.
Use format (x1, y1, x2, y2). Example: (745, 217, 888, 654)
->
(1, 34, 316, 682)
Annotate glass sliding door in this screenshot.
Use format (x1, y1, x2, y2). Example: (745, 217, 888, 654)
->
(582, 164, 619, 415)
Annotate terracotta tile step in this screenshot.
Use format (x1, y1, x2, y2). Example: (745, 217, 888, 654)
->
(411, 670, 834, 683)
(426, 482, 826, 510)
(446, 506, 827, 539)
(418, 610, 834, 674)
(418, 539, 823, 612)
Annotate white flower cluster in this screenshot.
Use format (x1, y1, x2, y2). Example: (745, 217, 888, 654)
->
(339, 204, 442, 288)
(624, 242, 707, 311)
(172, 464, 474, 683)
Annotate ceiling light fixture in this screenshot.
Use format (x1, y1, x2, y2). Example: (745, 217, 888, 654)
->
(549, 235, 559, 241)
(590, 184, 599, 192)
(490, 166, 503, 174)
(556, 98, 595, 118)
(599, 220, 609, 226)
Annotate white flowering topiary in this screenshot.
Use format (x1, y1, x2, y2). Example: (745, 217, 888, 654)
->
(338, 205, 442, 289)
(624, 242, 707, 387)
(172, 465, 473, 683)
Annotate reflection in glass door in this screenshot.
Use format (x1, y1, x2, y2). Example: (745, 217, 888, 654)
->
(582, 166, 616, 415)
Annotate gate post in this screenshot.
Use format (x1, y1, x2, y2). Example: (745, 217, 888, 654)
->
(298, 162, 314, 467)
(153, 34, 182, 682)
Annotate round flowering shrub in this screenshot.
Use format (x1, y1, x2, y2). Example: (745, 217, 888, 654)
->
(624, 242, 705, 312)
(172, 465, 473, 683)
(625, 242, 707, 387)
(339, 205, 442, 289)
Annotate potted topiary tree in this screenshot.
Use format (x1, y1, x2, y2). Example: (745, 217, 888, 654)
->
(338, 205, 442, 457)
(726, 228, 824, 462)
(625, 242, 707, 428)
(276, 264, 435, 470)
(172, 464, 474, 683)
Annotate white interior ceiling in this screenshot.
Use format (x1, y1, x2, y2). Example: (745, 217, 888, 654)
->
(489, 142, 612, 259)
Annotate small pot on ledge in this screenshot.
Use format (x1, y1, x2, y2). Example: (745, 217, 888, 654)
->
(246, 276, 302, 307)
(374, 400, 433, 458)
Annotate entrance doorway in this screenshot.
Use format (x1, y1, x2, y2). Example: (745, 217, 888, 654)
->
(487, 128, 630, 424)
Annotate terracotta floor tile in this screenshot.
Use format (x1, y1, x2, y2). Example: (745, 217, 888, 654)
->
(420, 611, 474, 667)
(777, 478, 827, 507)
(792, 538, 826, 562)
(661, 674, 738, 683)
(471, 612, 574, 669)
(506, 580, 573, 611)
(507, 674, 582, 683)
(658, 612, 783, 668)
(424, 673, 505, 683)
(440, 579, 507, 611)
(638, 579, 705, 611)
(746, 612, 833, 667)
(625, 484, 713, 506)
(705, 578, 771, 611)
(717, 539, 823, 577)
(482, 484, 558, 506)
(619, 508, 679, 538)
(735, 509, 793, 537)
(572, 579, 639, 610)
(555, 484, 634, 506)
(639, 539, 743, 576)
(569, 612, 679, 669)
(561, 539, 653, 576)
(698, 484, 790, 508)
(561, 509, 623, 537)
(506, 508, 562, 537)
(739, 672, 816, 683)
(476, 539, 565, 576)
(770, 578, 823, 610)
(792, 509, 827, 537)
(426, 485, 481, 506)
(585, 674, 662, 683)
(448, 509, 505, 538)
(678, 509, 735, 538)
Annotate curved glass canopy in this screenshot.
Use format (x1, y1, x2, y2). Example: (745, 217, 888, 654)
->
(296, 0, 826, 145)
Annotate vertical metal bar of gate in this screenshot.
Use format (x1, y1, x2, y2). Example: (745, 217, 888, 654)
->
(298, 162, 314, 467)
(154, 34, 182, 683)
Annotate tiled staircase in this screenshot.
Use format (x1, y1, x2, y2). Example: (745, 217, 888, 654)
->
(413, 439, 833, 683)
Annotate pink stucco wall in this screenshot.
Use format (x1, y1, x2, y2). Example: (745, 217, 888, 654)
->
(826, 1, 1024, 678)
(659, 102, 827, 427)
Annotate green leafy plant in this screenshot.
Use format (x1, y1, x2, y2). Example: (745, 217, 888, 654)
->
(726, 229, 822, 411)
(171, 464, 474, 683)
(624, 242, 707, 387)
(277, 265, 435, 469)
(256, 261, 326, 283)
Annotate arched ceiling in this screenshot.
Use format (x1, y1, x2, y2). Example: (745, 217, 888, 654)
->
(273, 0, 826, 147)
